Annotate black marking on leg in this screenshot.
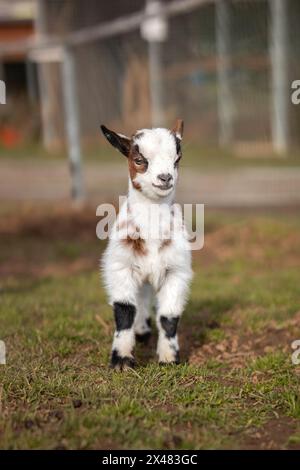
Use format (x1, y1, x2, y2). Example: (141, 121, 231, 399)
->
(160, 315, 179, 338)
(113, 302, 136, 331)
(110, 349, 135, 370)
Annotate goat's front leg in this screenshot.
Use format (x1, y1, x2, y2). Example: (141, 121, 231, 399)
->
(156, 271, 191, 364)
(107, 268, 138, 370)
(111, 302, 137, 370)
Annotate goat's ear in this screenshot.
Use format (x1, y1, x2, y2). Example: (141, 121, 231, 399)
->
(172, 119, 184, 140)
(100, 125, 131, 157)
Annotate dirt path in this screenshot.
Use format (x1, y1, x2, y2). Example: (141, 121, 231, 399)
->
(1, 159, 300, 207)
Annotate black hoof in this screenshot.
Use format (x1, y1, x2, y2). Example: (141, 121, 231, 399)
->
(135, 331, 152, 344)
(159, 360, 180, 366)
(110, 350, 135, 371)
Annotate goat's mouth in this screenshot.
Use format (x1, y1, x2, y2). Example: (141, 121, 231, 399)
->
(152, 183, 173, 191)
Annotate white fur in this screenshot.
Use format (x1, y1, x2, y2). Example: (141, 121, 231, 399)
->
(132, 128, 179, 200)
(101, 127, 193, 364)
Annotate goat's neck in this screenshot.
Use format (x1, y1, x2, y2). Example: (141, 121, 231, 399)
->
(127, 180, 174, 210)
(127, 180, 174, 234)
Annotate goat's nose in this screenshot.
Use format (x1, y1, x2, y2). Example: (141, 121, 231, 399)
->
(157, 173, 173, 184)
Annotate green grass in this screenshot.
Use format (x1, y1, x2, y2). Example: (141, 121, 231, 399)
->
(0, 209, 300, 449)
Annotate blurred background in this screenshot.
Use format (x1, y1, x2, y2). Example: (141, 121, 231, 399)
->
(1, 2, 300, 451)
(0, 0, 300, 205)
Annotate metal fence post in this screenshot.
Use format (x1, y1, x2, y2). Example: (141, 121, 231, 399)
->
(36, 0, 58, 152)
(141, 0, 168, 127)
(0, 79, 5, 105)
(148, 40, 164, 127)
(61, 46, 84, 200)
(216, 0, 234, 147)
(270, 0, 289, 155)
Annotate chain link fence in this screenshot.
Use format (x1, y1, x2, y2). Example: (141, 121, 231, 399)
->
(33, 0, 300, 149)
(1, 0, 300, 198)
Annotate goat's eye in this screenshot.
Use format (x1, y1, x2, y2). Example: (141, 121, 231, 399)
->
(134, 159, 144, 165)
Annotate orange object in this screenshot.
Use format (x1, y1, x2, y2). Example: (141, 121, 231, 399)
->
(0, 126, 22, 148)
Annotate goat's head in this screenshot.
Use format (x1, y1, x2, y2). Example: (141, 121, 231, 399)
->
(100, 120, 184, 200)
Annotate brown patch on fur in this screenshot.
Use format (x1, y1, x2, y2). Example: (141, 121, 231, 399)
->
(160, 239, 172, 250)
(128, 143, 147, 192)
(132, 180, 142, 191)
(123, 235, 147, 256)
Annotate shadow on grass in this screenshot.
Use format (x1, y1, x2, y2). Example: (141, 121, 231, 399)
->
(180, 295, 239, 363)
(134, 294, 239, 367)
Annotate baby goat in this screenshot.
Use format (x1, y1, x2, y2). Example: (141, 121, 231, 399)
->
(100, 120, 192, 369)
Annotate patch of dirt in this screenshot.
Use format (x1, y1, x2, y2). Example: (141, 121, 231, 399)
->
(0, 205, 101, 279)
(195, 220, 300, 269)
(241, 416, 299, 450)
(0, 257, 95, 280)
(189, 312, 300, 368)
(0, 204, 97, 241)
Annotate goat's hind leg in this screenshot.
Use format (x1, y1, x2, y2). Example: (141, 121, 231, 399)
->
(135, 283, 153, 344)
